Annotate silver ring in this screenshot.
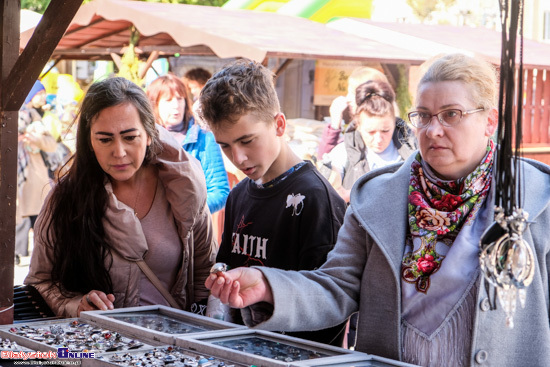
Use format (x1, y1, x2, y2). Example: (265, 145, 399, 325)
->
(210, 262, 227, 274)
(85, 294, 92, 306)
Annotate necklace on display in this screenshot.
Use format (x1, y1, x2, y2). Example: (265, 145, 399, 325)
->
(132, 170, 144, 217)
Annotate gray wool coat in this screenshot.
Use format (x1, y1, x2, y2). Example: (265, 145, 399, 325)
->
(244, 152, 550, 366)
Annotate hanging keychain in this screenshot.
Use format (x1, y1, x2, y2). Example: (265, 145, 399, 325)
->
(479, 0, 534, 329)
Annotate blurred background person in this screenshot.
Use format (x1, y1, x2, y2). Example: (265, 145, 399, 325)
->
(147, 74, 229, 214)
(184, 67, 212, 102)
(317, 67, 392, 159)
(322, 80, 416, 202)
(183, 67, 213, 130)
(15, 81, 58, 265)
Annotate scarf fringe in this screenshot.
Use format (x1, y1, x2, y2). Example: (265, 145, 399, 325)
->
(401, 282, 477, 367)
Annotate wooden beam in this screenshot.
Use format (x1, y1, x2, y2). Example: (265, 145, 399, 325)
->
(0, 0, 84, 326)
(50, 44, 217, 59)
(63, 17, 106, 36)
(2, 0, 84, 111)
(110, 53, 123, 70)
(40, 59, 62, 80)
(73, 24, 131, 49)
(0, 0, 20, 326)
(139, 51, 160, 80)
(273, 59, 293, 79)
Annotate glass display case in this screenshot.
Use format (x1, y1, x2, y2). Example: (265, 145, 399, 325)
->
(0, 318, 157, 353)
(83, 345, 250, 367)
(176, 329, 353, 367)
(0, 306, 415, 367)
(81, 305, 244, 345)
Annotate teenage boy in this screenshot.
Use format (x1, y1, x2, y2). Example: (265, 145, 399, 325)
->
(199, 59, 348, 346)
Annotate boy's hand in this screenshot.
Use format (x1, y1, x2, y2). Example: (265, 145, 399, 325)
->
(205, 267, 273, 308)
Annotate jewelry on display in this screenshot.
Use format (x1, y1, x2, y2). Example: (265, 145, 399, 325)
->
(210, 263, 228, 274)
(98, 346, 243, 367)
(7, 320, 150, 353)
(212, 336, 328, 362)
(108, 312, 206, 334)
(479, 0, 532, 329)
(132, 170, 144, 217)
(479, 208, 534, 328)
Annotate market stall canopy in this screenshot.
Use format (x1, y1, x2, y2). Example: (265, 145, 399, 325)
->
(20, 9, 42, 33)
(19, 0, 429, 64)
(327, 18, 550, 69)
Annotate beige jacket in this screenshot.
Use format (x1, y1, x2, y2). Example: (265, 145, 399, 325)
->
(25, 127, 217, 317)
(18, 122, 57, 219)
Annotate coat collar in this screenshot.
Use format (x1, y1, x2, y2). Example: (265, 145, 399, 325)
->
(182, 117, 200, 145)
(350, 153, 415, 280)
(349, 154, 550, 283)
(102, 125, 207, 261)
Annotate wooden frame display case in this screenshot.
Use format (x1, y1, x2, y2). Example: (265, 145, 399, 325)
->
(290, 352, 419, 367)
(0, 318, 158, 354)
(82, 345, 251, 367)
(0, 336, 35, 352)
(81, 305, 245, 345)
(176, 329, 354, 367)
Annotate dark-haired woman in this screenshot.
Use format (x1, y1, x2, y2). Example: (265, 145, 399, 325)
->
(25, 77, 217, 317)
(322, 80, 416, 202)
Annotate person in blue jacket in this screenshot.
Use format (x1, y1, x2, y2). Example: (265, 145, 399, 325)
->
(147, 74, 229, 213)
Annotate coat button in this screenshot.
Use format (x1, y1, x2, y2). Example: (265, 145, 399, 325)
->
(480, 298, 491, 311)
(475, 350, 488, 364)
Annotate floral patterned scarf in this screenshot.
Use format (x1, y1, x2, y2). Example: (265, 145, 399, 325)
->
(401, 140, 495, 293)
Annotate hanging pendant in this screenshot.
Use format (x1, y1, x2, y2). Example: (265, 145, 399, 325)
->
(479, 207, 534, 328)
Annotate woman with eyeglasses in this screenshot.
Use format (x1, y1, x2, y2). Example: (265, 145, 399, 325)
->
(205, 53, 550, 366)
(322, 79, 416, 202)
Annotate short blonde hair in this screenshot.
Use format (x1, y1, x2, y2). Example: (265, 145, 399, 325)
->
(348, 67, 389, 92)
(418, 53, 497, 110)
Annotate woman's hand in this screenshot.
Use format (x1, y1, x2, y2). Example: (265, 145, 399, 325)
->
(205, 267, 273, 308)
(77, 291, 115, 316)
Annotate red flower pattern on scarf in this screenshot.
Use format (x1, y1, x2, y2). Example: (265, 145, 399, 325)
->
(401, 140, 495, 293)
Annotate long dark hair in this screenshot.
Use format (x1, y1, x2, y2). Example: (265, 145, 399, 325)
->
(42, 77, 161, 296)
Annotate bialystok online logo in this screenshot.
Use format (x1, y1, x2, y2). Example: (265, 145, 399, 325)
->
(1, 348, 95, 360)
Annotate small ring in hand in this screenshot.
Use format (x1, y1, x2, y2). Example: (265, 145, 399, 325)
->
(85, 294, 93, 306)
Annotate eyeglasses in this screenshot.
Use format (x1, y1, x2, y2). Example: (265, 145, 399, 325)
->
(408, 108, 485, 128)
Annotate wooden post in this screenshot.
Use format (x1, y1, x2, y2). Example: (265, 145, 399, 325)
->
(0, 0, 20, 325)
(0, 0, 85, 325)
(523, 68, 534, 144)
(534, 69, 544, 144)
(542, 70, 550, 144)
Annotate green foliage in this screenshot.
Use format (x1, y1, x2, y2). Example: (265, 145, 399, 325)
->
(395, 65, 412, 121)
(22, 0, 228, 13)
(143, 0, 229, 5)
(21, 0, 51, 13)
(116, 27, 145, 87)
(406, 0, 437, 21)
(406, 0, 456, 22)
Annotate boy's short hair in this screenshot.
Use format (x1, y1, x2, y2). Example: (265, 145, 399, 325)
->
(199, 59, 280, 129)
(184, 67, 212, 86)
